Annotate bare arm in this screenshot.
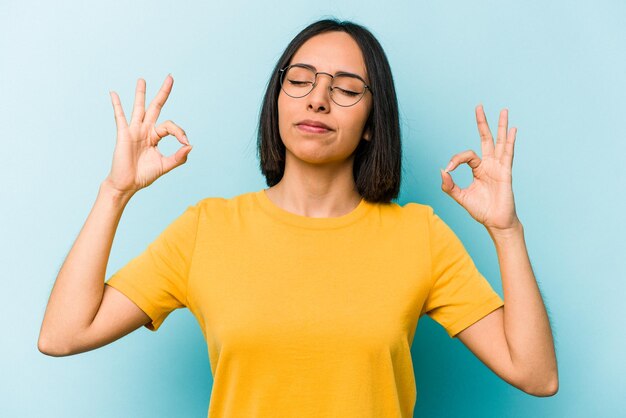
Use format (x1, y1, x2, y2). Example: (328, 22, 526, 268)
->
(441, 105, 557, 395)
(457, 222, 558, 396)
(37, 182, 139, 356)
(38, 75, 192, 356)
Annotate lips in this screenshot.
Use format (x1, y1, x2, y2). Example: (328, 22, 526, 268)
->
(296, 119, 333, 132)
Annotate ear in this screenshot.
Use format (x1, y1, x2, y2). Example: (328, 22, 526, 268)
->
(363, 126, 372, 141)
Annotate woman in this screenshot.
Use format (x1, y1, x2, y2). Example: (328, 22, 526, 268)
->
(38, 18, 558, 417)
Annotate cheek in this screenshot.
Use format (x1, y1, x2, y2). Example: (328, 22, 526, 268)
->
(346, 108, 371, 138)
(277, 97, 290, 138)
(277, 93, 295, 123)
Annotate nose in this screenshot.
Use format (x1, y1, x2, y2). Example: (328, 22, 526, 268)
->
(306, 72, 333, 112)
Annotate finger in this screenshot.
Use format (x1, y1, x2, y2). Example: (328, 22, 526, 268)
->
(109, 91, 128, 131)
(440, 169, 463, 204)
(502, 127, 517, 168)
(162, 145, 193, 174)
(130, 78, 146, 126)
(495, 108, 508, 160)
(152, 120, 190, 146)
(444, 149, 481, 173)
(144, 74, 174, 125)
(476, 104, 494, 158)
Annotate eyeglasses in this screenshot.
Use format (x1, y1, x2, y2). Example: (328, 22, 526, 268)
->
(279, 64, 371, 107)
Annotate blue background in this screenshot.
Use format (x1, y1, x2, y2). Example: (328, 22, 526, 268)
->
(1, 0, 624, 417)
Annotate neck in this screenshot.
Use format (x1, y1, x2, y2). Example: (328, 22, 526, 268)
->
(265, 155, 362, 218)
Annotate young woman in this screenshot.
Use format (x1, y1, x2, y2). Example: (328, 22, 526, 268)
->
(39, 18, 558, 418)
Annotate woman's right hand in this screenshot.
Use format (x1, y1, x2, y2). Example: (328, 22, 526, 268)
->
(104, 74, 192, 196)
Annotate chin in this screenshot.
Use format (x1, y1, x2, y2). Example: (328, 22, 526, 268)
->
(285, 145, 352, 166)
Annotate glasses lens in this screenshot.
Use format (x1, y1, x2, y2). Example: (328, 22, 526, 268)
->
(331, 75, 366, 106)
(280, 65, 367, 106)
(281, 66, 316, 98)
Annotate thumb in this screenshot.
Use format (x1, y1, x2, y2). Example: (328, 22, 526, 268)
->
(440, 169, 462, 203)
(162, 145, 193, 174)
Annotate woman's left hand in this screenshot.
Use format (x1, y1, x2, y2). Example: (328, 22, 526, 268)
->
(440, 105, 521, 232)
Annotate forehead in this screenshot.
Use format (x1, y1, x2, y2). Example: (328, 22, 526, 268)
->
(289, 31, 368, 81)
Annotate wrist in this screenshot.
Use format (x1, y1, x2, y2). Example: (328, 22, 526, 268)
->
(486, 219, 524, 242)
(99, 179, 136, 204)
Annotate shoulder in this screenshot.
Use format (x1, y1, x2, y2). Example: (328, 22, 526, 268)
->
(396, 201, 434, 215)
(362, 200, 436, 236)
(190, 190, 259, 219)
(375, 200, 435, 221)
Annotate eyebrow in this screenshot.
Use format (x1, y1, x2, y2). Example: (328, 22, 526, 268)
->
(293, 62, 369, 85)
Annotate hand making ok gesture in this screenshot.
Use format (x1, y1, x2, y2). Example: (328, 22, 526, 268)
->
(440, 105, 520, 232)
(104, 75, 192, 196)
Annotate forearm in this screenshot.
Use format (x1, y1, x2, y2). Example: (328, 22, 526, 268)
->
(39, 181, 134, 352)
(487, 221, 558, 395)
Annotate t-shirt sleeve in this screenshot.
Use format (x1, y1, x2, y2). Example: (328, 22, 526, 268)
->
(420, 206, 504, 338)
(104, 203, 200, 332)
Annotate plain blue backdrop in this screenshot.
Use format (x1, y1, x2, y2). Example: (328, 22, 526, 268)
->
(1, 0, 624, 417)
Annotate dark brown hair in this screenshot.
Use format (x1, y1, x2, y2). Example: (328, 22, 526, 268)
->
(257, 18, 401, 203)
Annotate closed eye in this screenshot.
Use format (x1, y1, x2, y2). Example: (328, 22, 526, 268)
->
(288, 80, 312, 85)
(333, 87, 360, 96)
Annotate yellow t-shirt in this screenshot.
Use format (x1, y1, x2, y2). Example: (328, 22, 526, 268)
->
(105, 189, 504, 418)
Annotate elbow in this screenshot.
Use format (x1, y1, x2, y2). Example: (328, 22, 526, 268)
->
(543, 374, 559, 396)
(522, 374, 559, 397)
(512, 358, 559, 397)
(37, 333, 71, 357)
(546, 377, 559, 396)
(37, 336, 58, 357)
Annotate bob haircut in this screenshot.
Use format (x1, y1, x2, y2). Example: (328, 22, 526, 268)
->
(257, 18, 401, 203)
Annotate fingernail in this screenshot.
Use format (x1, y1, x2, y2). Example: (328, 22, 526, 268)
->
(183, 135, 190, 145)
(445, 161, 454, 172)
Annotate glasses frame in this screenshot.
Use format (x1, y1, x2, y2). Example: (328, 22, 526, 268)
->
(278, 64, 371, 107)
